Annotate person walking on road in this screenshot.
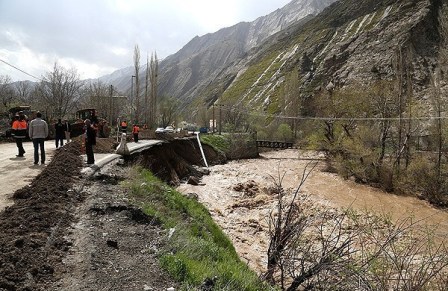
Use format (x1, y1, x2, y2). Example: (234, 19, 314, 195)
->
(29, 112, 49, 165)
(84, 119, 96, 165)
(11, 112, 28, 157)
(55, 118, 65, 148)
(64, 119, 71, 143)
(132, 124, 139, 143)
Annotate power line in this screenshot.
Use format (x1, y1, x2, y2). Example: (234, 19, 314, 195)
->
(216, 104, 448, 121)
(0, 58, 43, 81)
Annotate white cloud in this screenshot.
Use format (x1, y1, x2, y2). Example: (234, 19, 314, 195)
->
(0, 0, 291, 82)
(174, 0, 240, 32)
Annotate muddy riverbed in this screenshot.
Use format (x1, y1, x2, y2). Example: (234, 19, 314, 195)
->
(178, 149, 448, 274)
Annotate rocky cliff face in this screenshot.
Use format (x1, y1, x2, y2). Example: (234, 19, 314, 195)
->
(155, 0, 338, 108)
(209, 0, 445, 116)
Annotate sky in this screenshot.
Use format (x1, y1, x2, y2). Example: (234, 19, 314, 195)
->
(0, 0, 291, 82)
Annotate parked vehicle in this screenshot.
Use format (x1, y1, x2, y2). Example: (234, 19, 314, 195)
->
(155, 127, 165, 133)
(164, 126, 175, 133)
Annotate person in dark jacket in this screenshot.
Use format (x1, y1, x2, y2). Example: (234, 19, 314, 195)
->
(63, 119, 71, 143)
(84, 119, 96, 165)
(55, 118, 65, 148)
(132, 124, 139, 143)
(11, 113, 27, 157)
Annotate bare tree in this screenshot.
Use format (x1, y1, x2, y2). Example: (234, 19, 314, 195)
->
(134, 44, 141, 123)
(263, 166, 448, 290)
(196, 105, 209, 128)
(158, 96, 177, 128)
(283, 70, 301, 139)
(0, 75, 14, 110)
(392, 45, 415, 173)
(14, 81, 33, 104)
(368, 80, 397, 165)
(80, 80, 110, 120)
(35, 63, 83, 120)
(431, 2, 448, 185)
(263, 162, 359, 289)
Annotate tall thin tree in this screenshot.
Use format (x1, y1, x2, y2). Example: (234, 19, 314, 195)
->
(149, 52, 159, 127)
(144, 54, 150, 125)
(133, 44, 141, 123)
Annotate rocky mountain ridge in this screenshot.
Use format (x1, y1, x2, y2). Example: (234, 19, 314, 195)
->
(97, 0, 446, 124)
(207, 0, 445, 117)
(100, 0, 338, 105)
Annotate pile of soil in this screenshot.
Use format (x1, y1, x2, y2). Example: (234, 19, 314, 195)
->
(0, 142, 83, 290)
(70, 136, 117, 154)
(94, 137, 117, 153)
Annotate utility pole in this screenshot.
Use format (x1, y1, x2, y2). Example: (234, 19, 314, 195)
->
(212, 104, 215, 134)
(219, 105, 222, 135)
(109, 85, 113, 125)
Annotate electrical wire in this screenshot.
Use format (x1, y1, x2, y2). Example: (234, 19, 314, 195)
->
(214, 104, 448, 122)
(0, 58, 43, 81)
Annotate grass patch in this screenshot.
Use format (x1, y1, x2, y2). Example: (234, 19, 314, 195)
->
(200, 134, 231, 154)
(127, 168, 272, 290)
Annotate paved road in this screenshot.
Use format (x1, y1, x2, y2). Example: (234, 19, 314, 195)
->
(80, 139, 164, 175)
(0, 140, 56, 211)
(0, 139, 164, 212)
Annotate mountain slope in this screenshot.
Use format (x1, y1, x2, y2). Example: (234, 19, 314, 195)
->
(100, 0, 338, 108)
(207, 0, 444, 116)
(157, 0, 337, 108)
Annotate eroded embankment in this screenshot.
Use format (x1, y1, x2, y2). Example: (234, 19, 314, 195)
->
(130, 138, 228, 185)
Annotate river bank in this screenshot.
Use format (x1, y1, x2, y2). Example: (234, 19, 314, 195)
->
(177, 149, 448, 274)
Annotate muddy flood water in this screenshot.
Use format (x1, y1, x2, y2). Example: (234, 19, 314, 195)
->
(177, 149, 448, 274)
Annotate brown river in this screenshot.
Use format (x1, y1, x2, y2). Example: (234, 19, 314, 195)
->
(178, 149, 448, 274)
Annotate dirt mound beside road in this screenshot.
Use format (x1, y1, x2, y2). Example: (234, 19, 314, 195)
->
(0, 142, 83, 290)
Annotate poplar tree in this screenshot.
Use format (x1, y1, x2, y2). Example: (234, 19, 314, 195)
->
(133, 44, 141, 123)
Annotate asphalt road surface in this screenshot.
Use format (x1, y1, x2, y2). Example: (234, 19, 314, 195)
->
(0, 140, 55, 211)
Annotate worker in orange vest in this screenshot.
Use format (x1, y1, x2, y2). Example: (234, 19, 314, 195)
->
(120, 120, 128, 133)
(11, 112, 28, 157)
(132, 124, 140, 143)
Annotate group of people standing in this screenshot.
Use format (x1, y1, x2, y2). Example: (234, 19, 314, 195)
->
(11, 115, 143, 167)
(11, 111, 49, 165)
(11, 113, 95, 166)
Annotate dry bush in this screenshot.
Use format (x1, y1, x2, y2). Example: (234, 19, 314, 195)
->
(263, 165, 448, 290)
